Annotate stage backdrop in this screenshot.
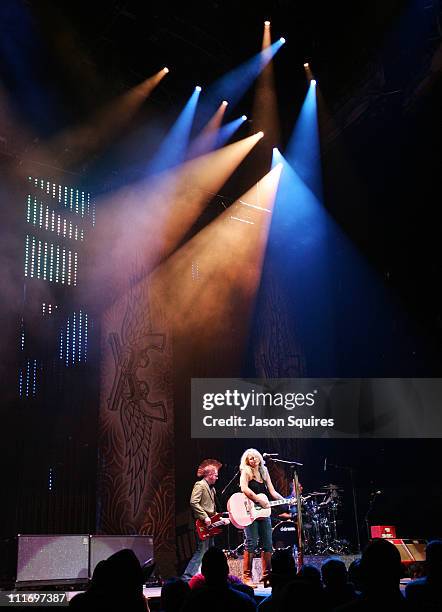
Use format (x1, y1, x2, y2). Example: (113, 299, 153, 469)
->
(97, 275, 175, 575)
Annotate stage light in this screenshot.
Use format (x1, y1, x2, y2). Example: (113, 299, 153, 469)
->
(280, 37, 286, 44)
(272, 147, 284, 168)
(222, 100, 228, 106)
(241, 115, 247, 121)
(257, 131, 264, 138)
(264, 20, 270, 26)
(311, 79, 317, 85)
(303, 62, 309, 68)
(195, 85, 202, 92)
(163, 67, 169, 73)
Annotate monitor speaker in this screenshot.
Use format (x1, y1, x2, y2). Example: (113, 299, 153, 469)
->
(226, 556, 262, 583)
(16, 534, 89, 584)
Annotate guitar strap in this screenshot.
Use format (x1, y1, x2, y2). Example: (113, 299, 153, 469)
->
(203, 479, 218, 515)
(212, 488, 221, 513)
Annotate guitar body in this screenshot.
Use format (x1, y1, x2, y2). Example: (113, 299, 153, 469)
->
(228, 492, 271, 528)
(195, 512, 224, 541)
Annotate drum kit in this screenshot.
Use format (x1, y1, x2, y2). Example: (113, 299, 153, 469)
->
(271, 484, 350, 555)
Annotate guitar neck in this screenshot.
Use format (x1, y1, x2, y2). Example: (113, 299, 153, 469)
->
(263, 497, 296, 508)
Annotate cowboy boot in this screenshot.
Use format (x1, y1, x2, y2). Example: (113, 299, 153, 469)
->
(261, 551, 272, 588)
(242, 551, 257, 587)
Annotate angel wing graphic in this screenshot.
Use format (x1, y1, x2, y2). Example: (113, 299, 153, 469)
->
(107, 284, 167, 515)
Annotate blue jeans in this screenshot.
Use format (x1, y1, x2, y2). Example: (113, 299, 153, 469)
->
(244, 517, 273, 553)
(182, 535, 214, 580)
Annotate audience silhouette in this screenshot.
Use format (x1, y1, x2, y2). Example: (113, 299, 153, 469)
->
(321, 557, 357, 610)
(257, 549, 296, 611)
(335, 539, 406, 611)
(405, 539, 442, 610)
(69, 548, 148, 611)
(68, 539, 442, 612)
(160, 577, 190, 612)
(181, 547, 256, 611)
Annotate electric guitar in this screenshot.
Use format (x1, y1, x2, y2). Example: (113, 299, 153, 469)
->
(227, 492, 297, 528)
(195, 512, 230, 540)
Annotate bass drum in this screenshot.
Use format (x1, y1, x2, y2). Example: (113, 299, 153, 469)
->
(290, 503, 314, 529)
(272, 520, 298, 550)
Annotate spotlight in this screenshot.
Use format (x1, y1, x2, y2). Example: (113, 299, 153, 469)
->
(273, 147, 279, 153)
(163, 67, 169, 73)
(280, 37, 286, 43)
(311, 79, 317, 85)
(264, 20, 270, 26)
(195, 85, 202, 92)
(303, 62, 309, 68)
(241, 115, 247, 121)
(257, 131, 264, 138)
(222, 100, 228, 106)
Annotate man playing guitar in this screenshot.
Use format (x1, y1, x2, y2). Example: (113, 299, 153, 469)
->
(182, 459, 229, 581)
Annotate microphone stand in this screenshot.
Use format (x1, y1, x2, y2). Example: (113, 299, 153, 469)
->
(270, 458, 303, 467)
(364, 491, 380, 543)
(220, 467, 240, 556)
(220, 468, 240, 497)
(269, 457, 304, 570)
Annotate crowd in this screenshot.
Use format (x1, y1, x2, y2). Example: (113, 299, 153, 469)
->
(68, 539, 442, 611)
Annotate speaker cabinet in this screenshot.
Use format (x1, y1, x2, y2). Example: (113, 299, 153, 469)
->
(404, 540, 426, 562)
(16, 535, 89, 584)
(89, 535, 154, 576)
(15, 534, 154, 585)
(387, 539, 426, 562)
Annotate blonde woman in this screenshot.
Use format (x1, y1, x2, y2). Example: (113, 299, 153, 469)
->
(239, 448, 284, 587)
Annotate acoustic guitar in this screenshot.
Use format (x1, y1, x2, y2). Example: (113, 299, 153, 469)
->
(227, 492, 297, 528)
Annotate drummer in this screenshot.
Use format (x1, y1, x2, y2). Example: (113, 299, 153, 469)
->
(272, 482, 303, 522)
(273, 508, 294, 521)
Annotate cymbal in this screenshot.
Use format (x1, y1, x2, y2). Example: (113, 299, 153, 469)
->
(322, 484, 343, 490)
(308, 491, 327, 496)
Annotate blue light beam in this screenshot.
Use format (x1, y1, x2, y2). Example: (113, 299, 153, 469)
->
(196, 39, 285, 127)
(266, 151, 333, 370)
(147, 86, 202, 175)
(186, 115, 247, 160)
(286, 80, 322, 200)
(214, 116, 248, 148)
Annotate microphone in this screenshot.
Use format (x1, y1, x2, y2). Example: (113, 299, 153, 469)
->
(324, 457, 327, 472)
(263, 453, 279, 458)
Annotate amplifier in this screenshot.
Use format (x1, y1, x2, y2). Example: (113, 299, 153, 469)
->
(89, 535, 154, 577)
(15, 534, 155, 585)
(371, 525, 396, 539)
(16, 535, 89, 584)
(386, 539, 426, 563)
